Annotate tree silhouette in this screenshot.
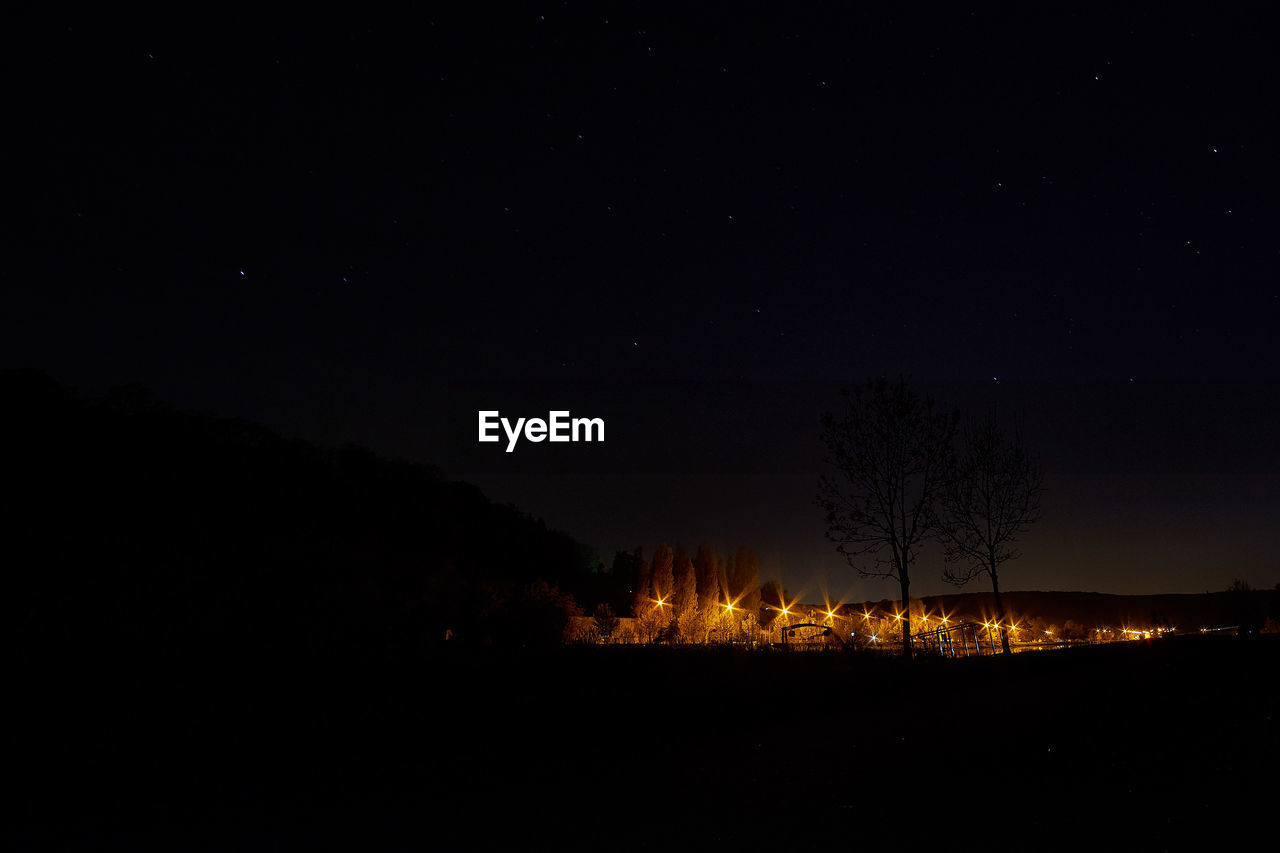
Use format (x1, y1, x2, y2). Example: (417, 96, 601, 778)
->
(650, 543, 675, 635)
(693, 545, 722, 642)
(592, 603, 620, 642)
(729, 546, 762, 617)
(672, 548, 699, 643)
(650, 543, 674, 608)
(1226, 578, 1263, 635)
(630, 555, 662, 643)
(505, 580, 583, 647)
(759, 579, 786, 632)
(817, 378, 958, 660)
(938, 406, 1044, 654)
(612, 547, 646, 597)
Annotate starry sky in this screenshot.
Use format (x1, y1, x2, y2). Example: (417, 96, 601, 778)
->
(12, 6, 1280, 599)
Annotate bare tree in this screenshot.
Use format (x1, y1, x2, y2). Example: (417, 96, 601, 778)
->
(939, 406, 1044, 654)
(592, 603, 620, 642)
(817, 378, 958, 660)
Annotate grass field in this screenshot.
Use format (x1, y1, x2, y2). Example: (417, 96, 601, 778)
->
(10, 634, 1277, 850)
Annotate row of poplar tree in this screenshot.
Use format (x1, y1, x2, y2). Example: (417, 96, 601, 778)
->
(626, 544, 779, 644)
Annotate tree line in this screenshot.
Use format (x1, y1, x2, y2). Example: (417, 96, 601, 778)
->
(612, 544, 779, 645)
(2, 370, 608, 665)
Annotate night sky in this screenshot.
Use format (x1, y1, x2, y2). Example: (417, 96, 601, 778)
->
(12, 7, 1279, 601)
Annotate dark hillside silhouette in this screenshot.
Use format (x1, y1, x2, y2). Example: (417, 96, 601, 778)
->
(913, 588, 1278, 633)
(3, 370, 607, 665)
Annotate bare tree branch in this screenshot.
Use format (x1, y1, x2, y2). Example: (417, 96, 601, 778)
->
(816, 378, 958, 659)
(938, 405, 1045, 653)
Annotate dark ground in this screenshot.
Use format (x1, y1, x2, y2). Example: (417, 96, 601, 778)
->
(10, 635, 1277, 851)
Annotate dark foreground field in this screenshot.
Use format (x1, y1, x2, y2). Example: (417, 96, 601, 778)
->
(10, 635, 1278, 851)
